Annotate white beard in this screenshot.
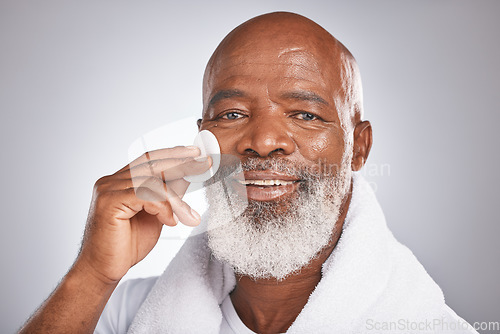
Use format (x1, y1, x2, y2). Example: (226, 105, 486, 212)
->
(205, 155, 352, 281)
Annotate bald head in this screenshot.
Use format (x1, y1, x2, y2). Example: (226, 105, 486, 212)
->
(203, 12, 364, 131)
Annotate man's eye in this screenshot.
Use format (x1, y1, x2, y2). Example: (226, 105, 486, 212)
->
(221, 112, 243, 120)
(296, 112, 317, 121)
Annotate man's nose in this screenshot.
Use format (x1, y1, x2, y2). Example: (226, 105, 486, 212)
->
(235, 116, 295, 157)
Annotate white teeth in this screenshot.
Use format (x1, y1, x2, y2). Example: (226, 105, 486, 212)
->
(238, 179, 295, 186)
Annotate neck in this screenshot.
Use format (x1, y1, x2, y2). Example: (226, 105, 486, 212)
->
(230, 185, 353, 333)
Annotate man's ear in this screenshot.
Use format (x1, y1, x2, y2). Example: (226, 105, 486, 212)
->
(351, 120, 373, 171)
(197, 119, 202, 131)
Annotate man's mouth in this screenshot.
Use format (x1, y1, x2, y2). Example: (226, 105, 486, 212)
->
(232, 171, 301, 201)
(237, 179, 297, 186)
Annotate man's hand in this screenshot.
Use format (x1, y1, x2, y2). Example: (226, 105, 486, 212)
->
(75, 145, 210, 284)
(19, 145, 211, 334)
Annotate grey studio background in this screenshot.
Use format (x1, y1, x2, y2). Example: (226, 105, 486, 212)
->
(1, 0, 499, 332)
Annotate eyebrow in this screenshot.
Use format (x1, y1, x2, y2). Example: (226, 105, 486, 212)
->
(207, 89, 329, 108)
(208, 89, 246, 108)
(280, 90, 329, 106)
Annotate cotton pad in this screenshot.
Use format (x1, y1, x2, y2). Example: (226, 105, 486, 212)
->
(183, 130, 221, 183)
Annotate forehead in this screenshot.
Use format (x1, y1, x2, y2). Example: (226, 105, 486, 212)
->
(203, 41, 343, 107)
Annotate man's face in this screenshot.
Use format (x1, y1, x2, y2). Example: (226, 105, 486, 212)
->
(200, 41, 349, 190)
(199, 31, 354, 280)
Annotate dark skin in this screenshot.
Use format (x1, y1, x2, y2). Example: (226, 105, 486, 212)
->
(19, 12, 371, 334)
(198, 13, 372, 333)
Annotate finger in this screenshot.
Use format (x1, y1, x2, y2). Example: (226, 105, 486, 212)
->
(97, 187, 177, 227)
(96, 176, 190, 201)
(118, 146, 201, 173)
(134, 177, 168, 202)
(94, 175, 160, 192)
(164, 185, 201, 227)
(96, 175, 201, 227)
(168, 178, 190, 198)
(141, 194, 177, 227)
(126, 156, 212, 182)
(126, 177, 200, 226)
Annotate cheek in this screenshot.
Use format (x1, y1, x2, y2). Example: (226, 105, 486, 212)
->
(298, 131, 346, 166)
(310, 135, 329, 153)
(204, 127, 239, 155)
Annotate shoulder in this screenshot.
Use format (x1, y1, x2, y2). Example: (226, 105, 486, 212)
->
(94, 276, 158, 334)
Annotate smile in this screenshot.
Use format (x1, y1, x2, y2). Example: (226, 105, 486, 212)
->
(230, 171, 302, 201)
(237, 179, 297, 186)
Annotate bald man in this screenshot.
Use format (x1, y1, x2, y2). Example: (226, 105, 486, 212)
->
(20, 12, 477, 334)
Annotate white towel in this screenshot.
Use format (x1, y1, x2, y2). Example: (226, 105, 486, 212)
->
(127, 173, 476, 333)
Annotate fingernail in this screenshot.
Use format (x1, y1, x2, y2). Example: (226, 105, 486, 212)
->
(186, 145, 200, 150)
(190, 208, 201, 221)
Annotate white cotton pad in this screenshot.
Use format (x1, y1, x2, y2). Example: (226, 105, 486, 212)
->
(183, 130, 221, 183)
